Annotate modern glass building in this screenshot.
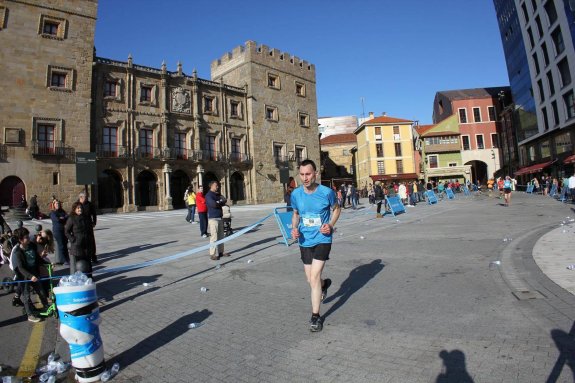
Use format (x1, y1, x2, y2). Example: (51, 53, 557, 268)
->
(493, 0, 575, 180)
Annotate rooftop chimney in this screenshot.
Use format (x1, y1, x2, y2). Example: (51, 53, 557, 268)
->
(382, 112, 387, 117)
(369, 112, 374, 119)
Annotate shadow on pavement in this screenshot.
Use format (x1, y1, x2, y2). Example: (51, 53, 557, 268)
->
(546, 323, 575, 383)
(435, 349, 474, 383)
(109, 309, 212, 369)
(97, 273, 163, 302)
(97, 241, 178, 262)
(322, 259, 384, 319)
(0, 314, 26, 328)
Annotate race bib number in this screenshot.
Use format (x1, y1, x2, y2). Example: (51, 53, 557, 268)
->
(302, 214, 322, 227)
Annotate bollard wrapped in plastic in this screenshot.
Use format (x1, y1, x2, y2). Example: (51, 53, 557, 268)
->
(54, 272, 106, 382)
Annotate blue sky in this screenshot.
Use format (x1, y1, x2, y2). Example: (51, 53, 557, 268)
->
(95, 0, 509, 125)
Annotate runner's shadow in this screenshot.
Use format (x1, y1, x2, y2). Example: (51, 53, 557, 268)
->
(435, 349, 474, 383)
(109, 309, 212, 369)
(96, 273, 163, 302)
(546, 324, 575, 383)
(97, 241, 178, 262)
(322, 259, 384, 319)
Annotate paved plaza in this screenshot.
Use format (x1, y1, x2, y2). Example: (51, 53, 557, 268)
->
(2, 191, 575, 382)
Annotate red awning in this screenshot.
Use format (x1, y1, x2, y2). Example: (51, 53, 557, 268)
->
(564, 154, 575, 164)
(370, 173, 418, 182)
(514, 160, 554, 176)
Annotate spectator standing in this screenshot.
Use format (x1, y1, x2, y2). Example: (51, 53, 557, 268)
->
(196, 186, 208, 238)
(78, 192, 97, 264)
(0, 212, 11, 235)
(65, 201, 92, 276)
(185, 186, 197, 223)
(569, 174, 575, 202)
(50, 200, 69, 265)
(29, 195, 39, 219)
(205, 181, 230, 260)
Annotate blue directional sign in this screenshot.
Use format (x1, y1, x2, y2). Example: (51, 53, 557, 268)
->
(445, 188, 455, 200)
(426, 190, 438, 205)
(526, 184, 534, 193)
(386, 196, 406, 216)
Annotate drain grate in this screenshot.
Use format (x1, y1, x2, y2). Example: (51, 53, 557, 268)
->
(512, 290, 544, 300)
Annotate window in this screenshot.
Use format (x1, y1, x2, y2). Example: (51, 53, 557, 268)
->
(448, 163, 457, 167)
(102, 127, 117, 157)
(521, 2, 529, 23)
(542, 107, 550, 130)
(37, 124, 55, 155)
(558, 58, 571, 87)
(377, 161, 385, 175)
(393, 126, 400, 141)
(206, 135, 217, 160)
(51, 72, 66, 88)
(532, 52, 540, 75)
(551, 27, 565, 56)
(295, 82, 306, 97)
(230, 101, 240, 117)
(394, 142, 402, 156)
(428, 155, 438, 169)
(38, 15, 66, 39)
(537, 79, 545, 102)
(531, 0, 537, 12)
(273, 143, 284, 161)
(230, 138, 241, 161)
(547, 71, 555, 95)
(104, 80, 117, 98)
(139, 129, 153, 158)
(175, 132, 186, 159)
(473, 107, 481, 122)
(396, 160, 403, 173)
(544, 0, 558, 25)
(458, 108, 467, 123)
(488, 106, 496, 121)
(476, 134, 484, 150)
(535, 15, 544, 38)
(375, 127, 382, 139)
(265, 106, 278, 121)
(267, 73, 280, 89)
(0, 6, 6, 30)
(528, 145, 536, 161)
(551, 100, 559, 126)
(299, 112, 309, 127)
(47, 65, 73, 91)
(564, 90, 575, 119)
(141, 86, 152, 103)
(541, 42, 550, 67)
(527, 28, 535, 49)
(491, 133, 499, 148)
(376, 144, 383, 157)
(203, 96, 214, 113)
(295, 146, 305, 164)
(555, 132, 573, 154)
(462, 135, 470, 150)
(52, 172, 59, 185)
(541, 140, 551, 157)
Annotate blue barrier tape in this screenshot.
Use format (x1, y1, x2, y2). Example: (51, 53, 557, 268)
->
(0, 213, 273, 285)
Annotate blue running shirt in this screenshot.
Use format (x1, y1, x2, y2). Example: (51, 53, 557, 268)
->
(290, 184, 337, 247)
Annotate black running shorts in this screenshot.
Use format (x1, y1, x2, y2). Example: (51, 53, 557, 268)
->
(300, 243, 332, 265)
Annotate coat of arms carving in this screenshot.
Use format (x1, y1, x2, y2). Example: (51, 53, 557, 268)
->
(171, 87, 191, 114)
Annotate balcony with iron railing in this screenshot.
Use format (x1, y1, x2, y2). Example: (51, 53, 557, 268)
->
(96, 145, 129, 158)
(274, 154, 290, 167)
(198, 150, 226, 162)
(31, 141, 75, 160)
(134, 146, 163, 160)
(229, 152, 252, 165)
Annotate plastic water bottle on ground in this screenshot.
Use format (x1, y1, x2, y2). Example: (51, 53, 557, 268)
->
(100, 370, 111, 382)
(142, 282, 153, 287)
(111, 363, 120, 376)
(188, 322, 204, 329)
(567, 265, 575, 270)
(200, 287, 207, 293)
(247, 259, 253, 264)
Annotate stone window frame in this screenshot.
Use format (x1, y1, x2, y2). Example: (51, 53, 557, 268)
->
(103, 76, 123, 101)
(38, 14, 67, 40)
(293, 145, 307, 163)
(46, 65, 74, 92)
(203, 95, 218, 115)
(32, 117, 64, 146)
(267, 72, 281, 90)
(265, 105, 279, 122)
(229, 99, 243, 119)
(273, 141, 286, 160)
(0, 6, 7, 30)
(138, 82, 158, 106)
(4, 128, 22, 145)
(298, 111, 309, 127)
(228, 132, 246, 158)
(295, 81, 306, 97)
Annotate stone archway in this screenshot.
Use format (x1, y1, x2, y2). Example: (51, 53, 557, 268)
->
(171, 170, 190, 209)
(230, 172, 245, 203)
(98, 170, 123, 209)
(136, 170, 158, 207)
(0, 176, 26, 207)
(465, 160, 488, 184)
(203, 171, 219, 190)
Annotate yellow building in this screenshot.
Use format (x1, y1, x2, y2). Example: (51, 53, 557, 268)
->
(354, 115, 417, 187)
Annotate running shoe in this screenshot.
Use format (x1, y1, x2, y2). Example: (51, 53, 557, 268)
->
(310, 315, 323, 332)
(321, 278, 332, 302)
(28, 315, 41, 323)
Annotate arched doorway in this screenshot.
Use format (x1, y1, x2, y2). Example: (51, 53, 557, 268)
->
(230, 172, 245, 202)
(171, 170, 190, 209)
(0, 176, 26, 207)
(98, 170, 123, 209)
(136, 170, 157, 207)
(203, 171, 219, 190)
(465, 160, 488, 184)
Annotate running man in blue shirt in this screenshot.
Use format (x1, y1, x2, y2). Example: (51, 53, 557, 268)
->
(291, 160, 341, 332)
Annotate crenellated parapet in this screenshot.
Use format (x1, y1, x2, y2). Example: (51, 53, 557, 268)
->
(211, 40, 316, 82)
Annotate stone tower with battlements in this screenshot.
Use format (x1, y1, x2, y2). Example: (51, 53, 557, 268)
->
(211, 40, 320, 203)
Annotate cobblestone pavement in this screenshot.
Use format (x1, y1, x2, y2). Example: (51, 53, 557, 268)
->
(2, 192, 575, 382)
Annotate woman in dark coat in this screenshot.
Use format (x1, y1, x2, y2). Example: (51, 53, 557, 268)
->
(50, 200, 69, 265)
(65, 201, 91, 276)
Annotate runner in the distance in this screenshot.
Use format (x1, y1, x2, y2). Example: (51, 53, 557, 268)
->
(290, 159, 341, 332)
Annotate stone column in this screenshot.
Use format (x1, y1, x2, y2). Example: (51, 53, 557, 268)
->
(197, 164, 204, 188)
(163, 163, 173, 210)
